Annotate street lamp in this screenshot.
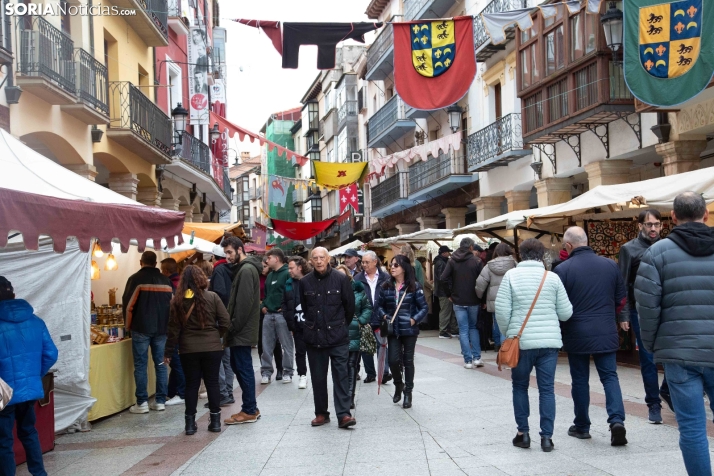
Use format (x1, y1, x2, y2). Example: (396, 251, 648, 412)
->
(446, 104, 463, 133)
(601, 1, 624, 56)
(210, 122, 221, 143)
(171, 103, 189, 145)
(530, 160, 543, 179)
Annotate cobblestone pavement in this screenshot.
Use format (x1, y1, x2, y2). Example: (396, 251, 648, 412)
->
(19, 331, 714, 475)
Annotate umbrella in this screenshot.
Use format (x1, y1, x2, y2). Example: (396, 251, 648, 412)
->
(375, 329, 388, 395)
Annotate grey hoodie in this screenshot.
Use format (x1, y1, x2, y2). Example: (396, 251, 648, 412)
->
(475, 256, 517, 312)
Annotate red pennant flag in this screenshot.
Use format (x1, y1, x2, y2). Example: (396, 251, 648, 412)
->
(339, 184, 359, 214)
(393, 17, 475, 110)
(271, 217, 336, 241)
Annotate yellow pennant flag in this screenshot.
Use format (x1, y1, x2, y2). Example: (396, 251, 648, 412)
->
(313, 161, 368, 190)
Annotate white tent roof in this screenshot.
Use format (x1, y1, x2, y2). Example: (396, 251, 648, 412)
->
(452, 204, 564, 234)
(329, 240, 364, 256)
(369, 229, 453, 247)
(164, 234, 219, 255)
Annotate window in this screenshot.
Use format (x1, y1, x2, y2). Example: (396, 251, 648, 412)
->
(311, 197, 322, 222)
(324, 89, 334, 114)
(585, 12, 599, 55)
(570, 13, 583, 61)
(545, 25, 564, 76)
(520, 43, 539, 89)
(337, 128, 347, 162)
(544, 5, 563, 28)
(523, 92, 543, 133)
(60, 0, 71, 35)
(547, 79, 568, 122)
(242, 177, 249, 201)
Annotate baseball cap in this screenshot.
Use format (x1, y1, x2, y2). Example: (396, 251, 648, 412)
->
(212, 245, 226, 258)
(438, 245, 453, 254)
(343, 248, 361, 258)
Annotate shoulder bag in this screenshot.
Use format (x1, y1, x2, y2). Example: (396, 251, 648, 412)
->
(380, 287, 408, 338)
(497, 270, 548, 371)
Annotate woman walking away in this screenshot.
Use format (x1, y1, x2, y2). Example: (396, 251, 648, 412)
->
(336, 266, 372, 409)
(164, 265, 230, 435)
(376, 255, 428, 408)
(476, 243, 517, 351)
(495, 239, 572, 452)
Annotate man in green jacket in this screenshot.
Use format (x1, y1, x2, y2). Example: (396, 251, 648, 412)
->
(222, 237, 263, 425)
(260, 249, 295, 385)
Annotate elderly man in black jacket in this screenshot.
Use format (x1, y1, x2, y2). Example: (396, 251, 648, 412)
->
(299, 247, 356, 429)
(635, 192, 714, 476)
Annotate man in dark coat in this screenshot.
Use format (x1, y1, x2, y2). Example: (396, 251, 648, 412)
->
(554, 227, 628, 446)
(635, 192, 714, 475)
(122, 251, 173, 413)
(433, 245, 457, 339)
(221, 237, 263, 425)
(299, 247, 356, 429)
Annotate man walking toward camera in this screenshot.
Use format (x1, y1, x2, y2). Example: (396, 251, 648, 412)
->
(261, 249, 295, 385)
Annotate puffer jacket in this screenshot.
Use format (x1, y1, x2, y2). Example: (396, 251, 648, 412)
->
(635, 222, 714, 367)
(348, 280, 372, 352)
(495, 261, 572, 350)
(375, 281, 428, 337)
(475, 256, 517, 312)
(0, 299, 58, 406)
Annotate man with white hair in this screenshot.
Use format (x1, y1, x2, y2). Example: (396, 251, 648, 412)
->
(553, 226, 628, 446)
(299, 247, 356, 428)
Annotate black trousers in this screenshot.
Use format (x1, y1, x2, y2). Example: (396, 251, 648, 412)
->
(347, 351, 360, 400)
(258, 314, 282, 372)
(294, 329, 308, 376)
(388, 335, 418, 393)
(181, 350, 223, 416)
(306, 343, 351, 419)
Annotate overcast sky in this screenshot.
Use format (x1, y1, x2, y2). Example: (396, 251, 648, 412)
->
(220, 1, 374, 158)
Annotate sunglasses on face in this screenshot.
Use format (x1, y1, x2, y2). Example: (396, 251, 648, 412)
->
(390, 263, 401, 268)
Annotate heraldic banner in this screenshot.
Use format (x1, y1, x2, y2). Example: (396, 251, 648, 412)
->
(624, 0, 714, 107)
(393, 16, 476, 111)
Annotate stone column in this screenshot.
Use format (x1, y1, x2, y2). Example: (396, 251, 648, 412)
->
(534, 177, 573, 208)
(161, 198, 180, 211)
(441, 207, 468, 229)
(416, 216, 441, 230)
(505, 191, 531, 213)
(471, 197, 503, 223)
(108, 173, 139, 201)
(584, 159, 633, 189)
(64, 164, 98, 182)
(136, 187, 161, 207)
(192, 212, 204, 223)
(395, 223, 419, 235)
(179, 205, 194, 222)
(655, 140, 707, 176)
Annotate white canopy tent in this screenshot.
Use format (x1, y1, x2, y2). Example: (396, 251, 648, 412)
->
(164, 233, 221, 255)
(329, 240, 365, 257)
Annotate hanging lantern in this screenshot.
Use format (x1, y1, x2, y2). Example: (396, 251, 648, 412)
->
(104, 254, 118, 271)
(91, 260, 101, 280)
(93, 242, 104, 258)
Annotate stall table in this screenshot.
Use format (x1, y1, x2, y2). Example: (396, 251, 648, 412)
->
(88, 338, 156, 421)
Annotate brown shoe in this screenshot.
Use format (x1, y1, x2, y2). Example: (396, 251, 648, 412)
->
(338, 416, 356, 429)
(224, 410, 260, 425)
(311, 415, 330, 426)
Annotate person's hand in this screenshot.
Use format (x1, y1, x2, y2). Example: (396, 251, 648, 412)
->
(410, 318, 416, 326)
(620, 322, 630, 332)
(163, 357, 171, 365)
(262, 307, 267, 315)
(448, 297, 452, 303)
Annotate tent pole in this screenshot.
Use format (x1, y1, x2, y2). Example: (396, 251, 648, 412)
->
(514, 227, 520, 260)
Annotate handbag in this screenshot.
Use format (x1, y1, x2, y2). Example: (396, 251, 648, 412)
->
(359, 324, 377, 354)
(497, 270, 548, 371)
(0, 377, 12, 411)
(380, 288, 408, 338)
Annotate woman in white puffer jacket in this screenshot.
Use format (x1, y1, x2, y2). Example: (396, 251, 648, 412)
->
(495, 239, 572, 454)
(475, 243, 517, 350)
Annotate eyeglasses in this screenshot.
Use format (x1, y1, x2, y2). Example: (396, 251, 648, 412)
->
(390, 263, 401, 268)
(643, 222, 662, 229)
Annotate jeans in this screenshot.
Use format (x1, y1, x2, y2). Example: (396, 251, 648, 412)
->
(629, 308, 663, 407)
(453, 305, 481, 363)
(294, 328, 308, 376)
(181, 351, 223, 415)
(132, 332, 168, 404)
(493, 318, 505, 346)
(0, 401, 45, 476)
(438, 297, 457, 333)
(664, 363, 714, 476)
(306, 343, 351, 419)
(258, 314, 282, 372)
(260, 313, 294, 378)
(511, 348, 558, 438)
(362, 352, 376, 378)
(218, 347, 235, 401)
(230, 346, 258, 415)
(167, 346, 185, 399)
(568, 352, 625, 431)
(347, 351, 360, 400)
(388, 335, 418, 392)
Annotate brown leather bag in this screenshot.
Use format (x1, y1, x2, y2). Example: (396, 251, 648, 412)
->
(497, 270, 548, 371)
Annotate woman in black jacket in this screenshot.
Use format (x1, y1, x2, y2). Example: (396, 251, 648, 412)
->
(376, 255, 428, 408)
(283, 256, 312, 390)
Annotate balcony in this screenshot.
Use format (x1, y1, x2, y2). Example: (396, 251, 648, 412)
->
(107, 81, 172, 164)
(404, 0, 458, 21)
(167, 0, 189, 36)
(320, 108, 338, 141)
(17, 17, 76, 104)
(249, 186, 262, 201)
(292, 187, 308, 206)
(408, 150, 471, 200)
(338, 100, 358, 131)
(60, 48, 110, 124)
(107, 0, 168, 46)
(474, 0, 527, 62)
(367, 96, 416, 148)
(371, 172, 410, 218)
(222, 168, 232, 201)
(365, 23, 393, 81)
(467, 113, 530, 172)
(176, 131, 211, 174)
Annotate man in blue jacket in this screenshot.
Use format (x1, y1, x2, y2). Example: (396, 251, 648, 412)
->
(554, 226, 628, 447)
(0, 276, 58, 476)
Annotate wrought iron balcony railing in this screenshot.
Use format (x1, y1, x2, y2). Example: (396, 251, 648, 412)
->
(222, 168, 232, 200)
(338, 100, 358, 130)
(74, 48, 108, 115)
(167, 0, 180, 17)
(108, 81, 172, 157)
(145, 0, 169, 39)
(372, 172, 409, 210)
(467, 113, 524, 168)
(367, 95, 407, 144)
(366, 23, 393, 73)
(409, 150, 466, 193)
(474, 0, 527, 50)
(18, 16, 76, 95)
(404, 0, 430, 20)
(177, 131, 211, 174)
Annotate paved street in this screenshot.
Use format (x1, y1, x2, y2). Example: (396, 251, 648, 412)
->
(21, 331, 714, 476)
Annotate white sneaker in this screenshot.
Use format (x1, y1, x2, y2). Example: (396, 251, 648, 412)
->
(261, 375, 271, 385)
(464, 362, 473, 369)
(129, 402, 149, 414)
(165, 395, 184, 406)
(474, 359, 484, 368)
(282, 376, 292, 384)
(298, 375, 308, 389)
(149, 401, 165, 411)
(198, 392, 208, 399)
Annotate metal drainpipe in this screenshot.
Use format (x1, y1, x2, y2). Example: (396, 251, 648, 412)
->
(4, 0, 15, 87)
(88, 0, 94, 56)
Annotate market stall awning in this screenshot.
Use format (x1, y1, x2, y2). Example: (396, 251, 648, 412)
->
(329, 240, 364, 257)
(452, 204, 564, 235)
(165, 234, 220, 255)
(0, 130, 184, 253)
(182, 222, 245, 243)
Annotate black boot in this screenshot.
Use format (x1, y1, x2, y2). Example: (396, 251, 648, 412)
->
(185, 414, 197, 435)
(208, 412, 221, 432)
(541, 437, 554, 452)
(393, 382, 404, 403)
(512, 432, 530, 448)
(403, 392, 412, 409)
